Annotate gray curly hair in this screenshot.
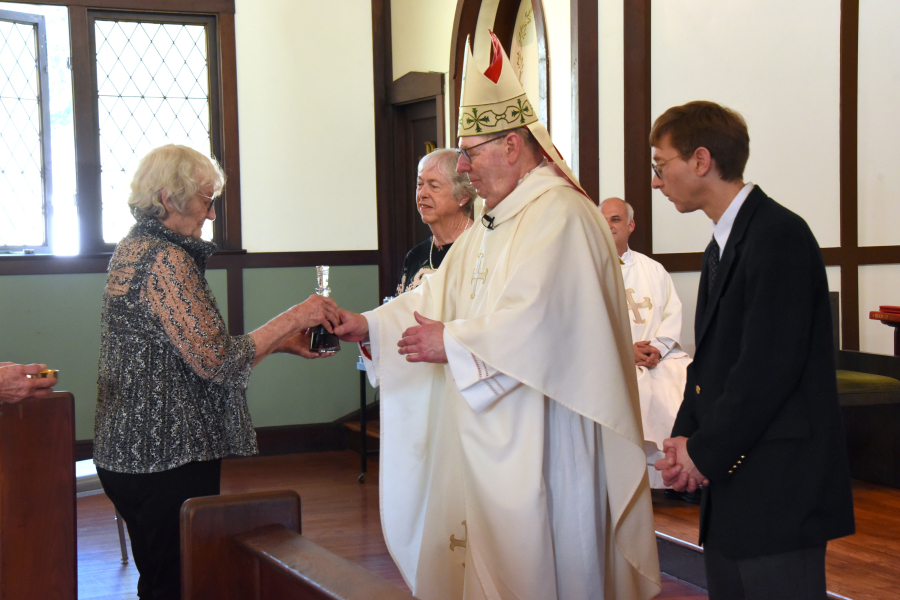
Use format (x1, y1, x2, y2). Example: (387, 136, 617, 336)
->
(128, 144, 225, 219)
(417, 148, 477, 219)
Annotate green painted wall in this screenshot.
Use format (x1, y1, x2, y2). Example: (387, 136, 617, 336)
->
(1, 272, 107, 440)
(0, 265, 377, 441)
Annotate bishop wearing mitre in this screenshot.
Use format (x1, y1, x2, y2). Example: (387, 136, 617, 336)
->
(335, 32, 660, 600)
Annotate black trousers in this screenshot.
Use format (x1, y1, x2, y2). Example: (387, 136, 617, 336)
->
(97, 459, 222, 600)
(704, 544, 828, 600)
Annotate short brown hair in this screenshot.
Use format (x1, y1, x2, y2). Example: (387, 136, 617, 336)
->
(649, 101, 749, 182)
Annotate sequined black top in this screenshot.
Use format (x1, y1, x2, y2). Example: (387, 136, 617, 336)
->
(396, 236, 453, 295)
(94, 216, 258, 474)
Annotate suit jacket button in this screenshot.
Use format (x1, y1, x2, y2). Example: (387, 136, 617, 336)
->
(696, 385, 701, 394)
(728, 470, 733, 474)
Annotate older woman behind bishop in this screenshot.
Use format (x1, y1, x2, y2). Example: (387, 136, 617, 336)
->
(93, 144, 339, 600)
(396, 149, 476, 294)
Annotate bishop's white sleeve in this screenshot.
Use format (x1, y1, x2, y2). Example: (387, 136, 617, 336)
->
(359, 311, 380, 388)
(444, 329, 522, 413)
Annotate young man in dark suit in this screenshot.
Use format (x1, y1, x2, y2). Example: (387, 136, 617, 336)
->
(651, 101, 855, 600)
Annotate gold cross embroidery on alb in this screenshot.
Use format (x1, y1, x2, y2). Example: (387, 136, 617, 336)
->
(625, 289, 652, 324)
(471, 254, 488, 299)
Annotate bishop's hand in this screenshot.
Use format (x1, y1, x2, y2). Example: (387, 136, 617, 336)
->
(334, 310, 370, 343)
(398, 312, 447, 363)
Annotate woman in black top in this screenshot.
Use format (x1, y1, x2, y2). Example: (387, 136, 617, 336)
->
(396, 149, 477, 294)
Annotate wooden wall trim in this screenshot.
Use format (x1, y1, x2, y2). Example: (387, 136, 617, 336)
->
(372, 0, 395, 299)
(0, 250, 380, 276)
(388, 71, 443, 105)
(69, 5, 103, 254)
(840, 0, 861, 350)
(226, 266, 244, 336)
(492, 0, 520, 54)
(449, 0, 482, 140)
(218, 12, 243, 251)
(531, 0, 550, 132)
(21, 0, 233, 13)
(570, 0, 599, 202)
(623, 0, 652, 254)
(208, 250, 380, 270)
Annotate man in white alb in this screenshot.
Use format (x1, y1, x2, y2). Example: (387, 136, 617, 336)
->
(335, 32, 659, 600)
(600, 197, 692, 490)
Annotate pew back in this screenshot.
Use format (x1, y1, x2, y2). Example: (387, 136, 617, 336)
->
(181, 490, 415, 600)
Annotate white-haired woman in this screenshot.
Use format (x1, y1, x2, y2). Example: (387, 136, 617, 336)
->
(93, 144, 338, 600)
(396, 148, 477, 294)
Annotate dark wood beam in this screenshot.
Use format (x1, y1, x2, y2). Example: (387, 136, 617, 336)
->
(571, 0, 599, 202)
(840, 0, 860, 349)
(372, 0, 394, 299)
(531, 0, 550, 131)
(22, 0, 233, 12)
(623, 0, 652, 254)
(492, 0, 520, 54)
(449, 0, 483, 141)
(218, 12, 243, 251)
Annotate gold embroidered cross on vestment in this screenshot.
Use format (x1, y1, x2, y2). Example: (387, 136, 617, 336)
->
(449, 520, 467, 551)
(471, 254, 488, 299)
(625, 289, 652, 324)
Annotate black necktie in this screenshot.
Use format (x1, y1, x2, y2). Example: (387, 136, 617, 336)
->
(707, 237, 720, 294)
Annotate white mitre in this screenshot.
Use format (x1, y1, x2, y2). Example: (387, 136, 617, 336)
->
(458, 31, 587, 198)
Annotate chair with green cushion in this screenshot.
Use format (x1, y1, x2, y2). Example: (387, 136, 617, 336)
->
(831, 292, 900, 488)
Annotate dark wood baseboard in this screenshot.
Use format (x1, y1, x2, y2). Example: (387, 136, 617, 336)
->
(254, 423, 347, 456)
(74, 422, 348, 462)
(74, 440, 93, 462)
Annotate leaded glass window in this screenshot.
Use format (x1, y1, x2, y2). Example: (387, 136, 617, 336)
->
(92, 16, 215, 244)
(0, 8, 51, 251)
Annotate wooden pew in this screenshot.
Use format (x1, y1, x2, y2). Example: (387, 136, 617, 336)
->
(181, 490, 415, 600)
(0, 391, 76, 600)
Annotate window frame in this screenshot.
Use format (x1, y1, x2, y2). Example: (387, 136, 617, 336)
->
(84, 10, 223, 252)
(0, 0, 241, 263)
(0, 8, 53, 253)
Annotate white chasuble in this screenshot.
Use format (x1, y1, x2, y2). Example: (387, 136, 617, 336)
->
(363, 164, 659, 600)
(620, 250, 692, 488)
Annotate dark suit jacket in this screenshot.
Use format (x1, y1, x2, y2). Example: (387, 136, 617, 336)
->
(672, 186, 855, 559)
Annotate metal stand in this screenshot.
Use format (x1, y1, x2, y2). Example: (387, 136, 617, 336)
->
(356, 358, 378, 483)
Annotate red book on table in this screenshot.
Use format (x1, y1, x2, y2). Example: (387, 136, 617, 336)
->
(870, 310, 900, 323)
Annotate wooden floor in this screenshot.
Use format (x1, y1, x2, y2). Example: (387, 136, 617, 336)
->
(652, 480, 900, 600)
(77, 451, 706, 599)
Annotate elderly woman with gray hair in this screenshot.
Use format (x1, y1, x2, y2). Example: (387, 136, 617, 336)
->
(396, 148, 477, 294)
(93, 144, 338, 600)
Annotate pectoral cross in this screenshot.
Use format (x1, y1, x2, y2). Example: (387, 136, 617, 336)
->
(626, 288, 652, 324)
(449, 520, 467, 551)
(471, 254, 488, 299)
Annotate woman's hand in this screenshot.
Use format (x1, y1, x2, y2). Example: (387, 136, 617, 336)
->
(276, 329, 333, 359)
(290, 295, 340, 332)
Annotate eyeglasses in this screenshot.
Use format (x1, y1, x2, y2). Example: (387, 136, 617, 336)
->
(651, 155, 681, 180)
(197, 192, 217, 212)
(456, 135, 505, 161)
